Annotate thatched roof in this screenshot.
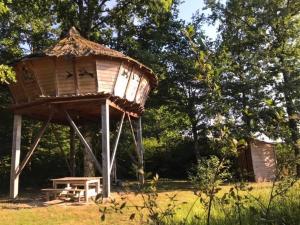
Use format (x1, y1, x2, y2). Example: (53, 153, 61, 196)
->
(46, 27, 126, 58)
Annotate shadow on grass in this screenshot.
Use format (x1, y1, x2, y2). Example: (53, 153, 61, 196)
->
(0, 189, 89, 209)
(0, 180, 194, 209)
(113, 179, 194, 194)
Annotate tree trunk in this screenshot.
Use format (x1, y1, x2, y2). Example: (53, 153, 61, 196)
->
(285, 94, 300, 176)
(69, 127, 76, 176)
(83, 128, 95, 177)
(281, 66, 300, 175)
(192, 122, 200, 160)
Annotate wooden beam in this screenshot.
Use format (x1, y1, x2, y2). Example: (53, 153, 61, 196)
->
(10, 95, 141, 118)
(135, 117, 145, 185)
(64, 109, 102, 174)
(110, 112, 125, 173)
(16, 111, 54, 177)
(10, 114, 22, 199)
(101, 101, 110, 198)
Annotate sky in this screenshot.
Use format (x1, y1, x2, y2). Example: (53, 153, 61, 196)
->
(178, 0, 219, 40)
(178, 0, 205, 22)
(106, 0, 219, 40)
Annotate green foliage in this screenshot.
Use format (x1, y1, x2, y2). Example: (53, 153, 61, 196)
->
(0, 0, 9, 15)
(0, 65, 15, 84)
(188, 156, 231, 225)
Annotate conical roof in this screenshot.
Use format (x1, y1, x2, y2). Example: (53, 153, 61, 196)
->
(46, 27, 127, 58)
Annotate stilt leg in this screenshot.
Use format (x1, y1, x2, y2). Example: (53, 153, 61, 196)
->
(10, 114, 22, 199)
(136, 117, 144, 185)
(101, 101, 110, 198)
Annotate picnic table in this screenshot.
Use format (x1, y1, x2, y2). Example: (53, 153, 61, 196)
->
(42, 177, 102, 203)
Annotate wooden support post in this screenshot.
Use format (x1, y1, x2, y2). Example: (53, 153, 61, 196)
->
(10, 114, 22, 199)
(101, 101, 110, 198)
(135, 117, 144, 185)
(70, 127, 76, 176)
(64, 110, 102, 174)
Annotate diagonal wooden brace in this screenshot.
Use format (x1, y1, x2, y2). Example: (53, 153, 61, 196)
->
(16, 111, 54, 177)
(64, 109, 102, 174)
(127, 113, 142, 162)
(109, 112, 125, 173)
(127, 115, 144, 184)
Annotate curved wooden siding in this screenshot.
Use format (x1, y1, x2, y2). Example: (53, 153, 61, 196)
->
(30, 58, 56, 96)
(9, 56, 153, 116)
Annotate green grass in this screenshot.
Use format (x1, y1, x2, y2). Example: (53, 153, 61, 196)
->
(0, 181, 299, 225)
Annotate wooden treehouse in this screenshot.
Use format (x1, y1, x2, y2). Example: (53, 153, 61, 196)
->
(8, 27, 157, 199)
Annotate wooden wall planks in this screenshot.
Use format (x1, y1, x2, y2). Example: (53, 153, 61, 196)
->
(250, 140, 276, 182)
(56, 58, 76, 95)
(96, 59, 120, 94)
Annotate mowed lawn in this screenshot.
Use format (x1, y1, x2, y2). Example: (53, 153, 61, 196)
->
(0, 181, 299, 225)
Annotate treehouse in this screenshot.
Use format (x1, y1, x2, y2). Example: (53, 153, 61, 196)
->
(8, 27, 157, 199)
(9, 27, 157, 122)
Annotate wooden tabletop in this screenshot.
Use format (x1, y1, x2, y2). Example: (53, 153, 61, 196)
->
(51, 177, 102, 182)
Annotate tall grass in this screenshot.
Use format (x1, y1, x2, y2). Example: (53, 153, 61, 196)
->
(171, 182, 300, 225)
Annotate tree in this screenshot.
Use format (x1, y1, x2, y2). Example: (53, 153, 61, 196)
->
(262, 0, 300, 170)
(206, 0, 300, 173)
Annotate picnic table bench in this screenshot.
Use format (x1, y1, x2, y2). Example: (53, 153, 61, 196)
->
(42, 177, 102, 203)
(41, 188, 85, 202)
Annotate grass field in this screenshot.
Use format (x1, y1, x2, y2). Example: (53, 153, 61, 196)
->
(0, 181, 299, 225)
